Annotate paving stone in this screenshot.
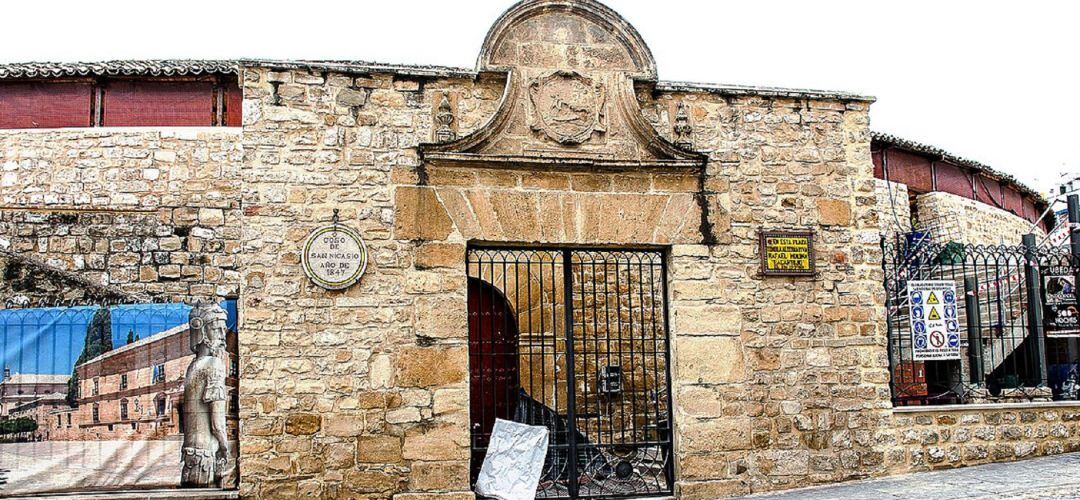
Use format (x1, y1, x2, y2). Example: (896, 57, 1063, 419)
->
(742, 453, 1080, 499)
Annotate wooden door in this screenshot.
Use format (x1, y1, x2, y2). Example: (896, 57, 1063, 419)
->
(467, 277, 520, 481)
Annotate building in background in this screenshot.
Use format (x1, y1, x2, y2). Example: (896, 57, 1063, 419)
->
(68, 323, 239, 441)
(872, 132, 1051, 245)
(0, 370, 68, 417)
(7, 392, 68, 440)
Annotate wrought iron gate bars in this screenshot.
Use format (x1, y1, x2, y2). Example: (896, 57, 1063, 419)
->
(466, 246, 675, 499)
(882, 234, 1080, 406)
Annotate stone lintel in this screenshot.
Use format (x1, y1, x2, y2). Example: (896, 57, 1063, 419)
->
(421, 152, 704, 172)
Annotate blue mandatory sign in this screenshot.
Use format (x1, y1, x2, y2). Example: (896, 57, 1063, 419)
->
(944, 290, 956, 304)
(946, 320, 959, 333)
(912, 291, 923, 304)
(912, 306, 925, 319)
(914, 334, 928, 349)
(913, 321, 927, 334)
(947, 332, 961, 348)
(944, 305, 957, 319)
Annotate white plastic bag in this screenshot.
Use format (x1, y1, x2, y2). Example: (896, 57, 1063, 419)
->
(474, 419, 550, 500)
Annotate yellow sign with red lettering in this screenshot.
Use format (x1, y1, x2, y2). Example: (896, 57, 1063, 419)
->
(760, 231, 814, 276)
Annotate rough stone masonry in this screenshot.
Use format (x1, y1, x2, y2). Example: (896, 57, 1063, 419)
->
(1, 0, 1077, 499)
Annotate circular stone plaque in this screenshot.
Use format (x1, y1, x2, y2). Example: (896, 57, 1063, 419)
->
(301, 224, 368, 290)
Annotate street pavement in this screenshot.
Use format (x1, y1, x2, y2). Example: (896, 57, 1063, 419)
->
(744, 453, 1080, 499)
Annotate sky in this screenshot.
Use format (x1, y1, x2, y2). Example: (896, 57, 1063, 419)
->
(1, 0, 1077, 193)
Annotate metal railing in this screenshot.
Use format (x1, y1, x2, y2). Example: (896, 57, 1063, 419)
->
(883, 232, 1080, 406)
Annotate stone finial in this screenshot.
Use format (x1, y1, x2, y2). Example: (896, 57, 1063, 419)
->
(673, 101, 693, 149)
(434, 94, 456, 142)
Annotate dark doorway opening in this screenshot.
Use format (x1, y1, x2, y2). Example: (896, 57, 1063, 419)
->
(467, 247, 674, 499)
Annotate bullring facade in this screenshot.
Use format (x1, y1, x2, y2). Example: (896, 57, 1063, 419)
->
(1, 0, 1076, 498)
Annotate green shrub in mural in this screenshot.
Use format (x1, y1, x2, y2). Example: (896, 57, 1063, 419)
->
(0, 416, 38, 435)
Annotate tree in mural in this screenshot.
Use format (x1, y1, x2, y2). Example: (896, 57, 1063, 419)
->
(0, 416, 38, 435)
(65, 307, 113, 406)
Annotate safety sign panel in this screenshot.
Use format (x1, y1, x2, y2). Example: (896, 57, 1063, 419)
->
(907, 280, 961, 361)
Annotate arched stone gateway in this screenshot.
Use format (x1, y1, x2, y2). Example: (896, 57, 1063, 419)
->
(8, 0, 1069, 499)
(239, 0, 890, 496)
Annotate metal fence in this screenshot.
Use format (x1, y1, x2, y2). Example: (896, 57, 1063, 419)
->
(466, 247, 673, 499)
(0, 299, 238, 495)
(883, 233, 1080, 406)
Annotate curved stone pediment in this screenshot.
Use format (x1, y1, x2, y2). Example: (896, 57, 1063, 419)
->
(422, 0, 703, 169)
(477, 0, 656, 78)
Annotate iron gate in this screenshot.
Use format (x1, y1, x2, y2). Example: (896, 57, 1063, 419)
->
(466, 247, 674, 498)
(883, 233, 1080, 406)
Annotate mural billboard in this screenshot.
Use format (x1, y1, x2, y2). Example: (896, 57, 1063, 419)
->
(0, 301, 238, 495)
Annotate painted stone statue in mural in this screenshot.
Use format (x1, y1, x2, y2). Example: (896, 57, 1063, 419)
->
(180, 302, 230, 488)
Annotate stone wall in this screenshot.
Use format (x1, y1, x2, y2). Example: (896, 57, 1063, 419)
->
(0, 128, 243, 301)
(644, 92, 888, 497)
(237, 66, 504, 499)
(875, 179, 912, 240)
(881, 405, 1080, 472)
(915, 191, 1040, 246)
(234, 53, 888, 498)
(0, 249, 135, 307)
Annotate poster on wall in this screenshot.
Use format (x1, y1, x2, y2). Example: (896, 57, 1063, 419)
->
(907, 280, 961, 361)
(1043, 265, 1080, 337)
(0, 302, 240, 496)
(759, 230, 815, 276)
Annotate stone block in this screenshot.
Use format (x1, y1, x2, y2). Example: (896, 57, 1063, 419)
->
(676, 304, 742, 336)
(343, 469, 406, 494)
(395, 186, 454, 240)
(414, 295, 466, 339)
(816, 198, 852, 226)
(323, 415, 365, 437)
(409, 461, 470, 491)
(336, 88, 370, 107)
(676, 479, 749, 499)
(198, 207, 225, 226)
(284, 413, 321, 435)
(680, 417, 752, 452)
(433, 388, 469, 416)
(396, 346, 468, 387)
(403, 423, 470, 461)
(757, 449, 810, 476)
(370, 354, 393, 388)
(676, 336, 745, 384)
(416, 243, 465, 269)
(357, 435, 403, 463)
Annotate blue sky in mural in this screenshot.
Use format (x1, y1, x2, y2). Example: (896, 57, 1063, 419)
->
(0, 301, 237, 376)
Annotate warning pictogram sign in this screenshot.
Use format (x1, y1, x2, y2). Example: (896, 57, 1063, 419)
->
(907, 281, 961, 361)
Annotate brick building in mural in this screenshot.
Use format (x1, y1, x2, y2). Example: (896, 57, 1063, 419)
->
(48, 323, 240, 441)
(0, 323, 239, 443)
(7, 392, 67, 440)
(0, 0, 1078, 498)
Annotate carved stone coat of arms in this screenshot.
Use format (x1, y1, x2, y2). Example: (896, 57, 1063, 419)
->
(528, 71, 607, 145)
